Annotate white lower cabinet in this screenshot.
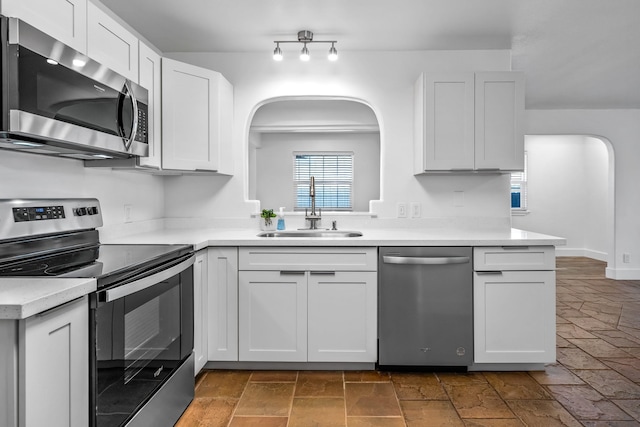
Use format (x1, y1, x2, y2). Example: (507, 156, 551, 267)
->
(239, 270, 307, 362)
(193, 250, 208, 375)
(238, 247, 377, 364)
(308, 271, 377, 362)
(473, 246, 556, 364)
(20, 296, 89, 427)
(208, 248, 239, 361)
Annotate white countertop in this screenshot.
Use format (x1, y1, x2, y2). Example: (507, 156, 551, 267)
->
(0, 277, 96, 320)
(103, 226, 566, 251)
(0, 226, 564, 319)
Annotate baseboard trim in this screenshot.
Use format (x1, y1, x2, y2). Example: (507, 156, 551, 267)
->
(556, 248, 607, 261)
(204, 361, 376, 371)
(605, 267, 640, 280)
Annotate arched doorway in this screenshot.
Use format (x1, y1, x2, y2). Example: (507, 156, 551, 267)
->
(512, 135, 614, 267)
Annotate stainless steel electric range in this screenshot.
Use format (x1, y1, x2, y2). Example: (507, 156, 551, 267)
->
(0, 198, 195, 427)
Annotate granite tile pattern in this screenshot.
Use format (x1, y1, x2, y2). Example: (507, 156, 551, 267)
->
(176, 257, 640, 426)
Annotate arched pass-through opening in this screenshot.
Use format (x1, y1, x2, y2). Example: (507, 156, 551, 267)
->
(247, 97, 381, 213)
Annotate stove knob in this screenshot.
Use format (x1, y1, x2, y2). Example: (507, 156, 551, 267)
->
(74, 207, 87, 216)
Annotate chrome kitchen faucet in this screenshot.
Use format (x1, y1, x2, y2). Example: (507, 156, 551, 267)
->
(305, 176, 322, 229)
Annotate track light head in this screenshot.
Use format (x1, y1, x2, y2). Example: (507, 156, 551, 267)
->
(300, 44, 310, 61)
(328, 43, 338, 61)
(273, 44, 283, 61)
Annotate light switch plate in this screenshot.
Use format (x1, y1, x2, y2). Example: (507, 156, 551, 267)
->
(397, 203, 407, 218)
(410, 202, 421, 218)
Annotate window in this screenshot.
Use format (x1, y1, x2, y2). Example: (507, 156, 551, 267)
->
(294, 153, 353, 211)
(511, 152, 528, 212)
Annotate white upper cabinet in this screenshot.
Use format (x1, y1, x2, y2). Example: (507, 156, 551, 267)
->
(415, 71, 524, 173)
(415, 73, 475, 172)
(1, 0, 87, 53)
(87, 2, 139, 82)
(138, 42, 162, 169)
(162, 58, 233, 173)
(475, 72, 525, 171)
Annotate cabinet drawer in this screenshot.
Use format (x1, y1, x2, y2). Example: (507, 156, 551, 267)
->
(239, 247, 377, 271)
(474, 246, 555, 271)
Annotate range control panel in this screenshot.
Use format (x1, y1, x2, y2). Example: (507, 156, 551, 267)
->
(1, 198, 103, 240)
(12, 204, 99, 222)
(13, 205, 66, 222)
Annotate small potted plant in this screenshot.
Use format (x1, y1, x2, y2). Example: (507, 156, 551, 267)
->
(260, 209, 277, 231)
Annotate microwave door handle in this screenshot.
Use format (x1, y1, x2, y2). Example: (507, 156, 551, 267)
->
(118, 80, 138, 151)
(104, 255, 195, 302)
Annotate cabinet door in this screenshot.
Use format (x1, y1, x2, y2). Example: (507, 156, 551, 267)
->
(208, 248, 239, 361)
(415, 73, 475, 172)
(193, 250, 209, 375)
(138, 42, 162, 169)
(474, 271, 556, 363)
(474, 72, 525, 171)
(2, 0, 87, 53)
(19, 296, 88, 427)
(239, 271, 307, 362)
(161, 58, 221, 171)
(308, 271, 377, 362)
(87, 3, 138, 82)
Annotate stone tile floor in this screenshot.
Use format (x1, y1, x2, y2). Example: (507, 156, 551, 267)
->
(176, 257, 640, 426)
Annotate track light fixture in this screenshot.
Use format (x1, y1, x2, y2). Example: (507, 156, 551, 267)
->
(273, 30, 338, 61)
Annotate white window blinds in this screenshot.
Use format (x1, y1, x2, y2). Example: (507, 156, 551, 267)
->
(511, 152, 528, 210)
(294, 153, 353, 210)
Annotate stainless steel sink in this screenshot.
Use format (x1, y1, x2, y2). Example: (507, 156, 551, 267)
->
(257, 230, 363, 238)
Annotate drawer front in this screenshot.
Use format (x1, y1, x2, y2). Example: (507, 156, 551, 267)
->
(474, 246, 555, 271)
(239, 247, 377, 271)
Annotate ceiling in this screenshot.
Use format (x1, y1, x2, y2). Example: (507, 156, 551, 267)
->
(101, 0, 640, 109)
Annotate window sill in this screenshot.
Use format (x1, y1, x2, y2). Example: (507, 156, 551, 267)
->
(511, 209, 530, 216)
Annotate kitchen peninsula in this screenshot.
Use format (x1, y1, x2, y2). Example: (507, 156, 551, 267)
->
(100, 223, 564, 373)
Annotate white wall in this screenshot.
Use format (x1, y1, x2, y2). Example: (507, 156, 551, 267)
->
(525, 109, 640, 279)
(255, 133, 380, 212)
(163, 50, 513, 224)
(0, 150, 165, 229)
(512, 135, 608, 260)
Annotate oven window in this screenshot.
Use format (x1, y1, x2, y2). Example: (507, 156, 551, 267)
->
(123, 286, 180, 383)
(94, 271, 190, 427)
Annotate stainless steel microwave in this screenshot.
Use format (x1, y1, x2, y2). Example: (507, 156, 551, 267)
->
(0, 16, 148, 160)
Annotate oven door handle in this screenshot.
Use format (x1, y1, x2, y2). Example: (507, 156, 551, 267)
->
(104, 255, 195, 302)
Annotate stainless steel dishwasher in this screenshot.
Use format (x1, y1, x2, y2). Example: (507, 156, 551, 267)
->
(378, 247, 473, 368)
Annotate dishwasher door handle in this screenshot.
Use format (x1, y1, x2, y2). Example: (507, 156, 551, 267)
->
(382, 255, 470, 265)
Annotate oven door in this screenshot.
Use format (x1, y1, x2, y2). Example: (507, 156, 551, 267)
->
(90, 254, 194, 427)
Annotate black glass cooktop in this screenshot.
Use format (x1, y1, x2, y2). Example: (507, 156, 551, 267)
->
(0, 243, 193, 288)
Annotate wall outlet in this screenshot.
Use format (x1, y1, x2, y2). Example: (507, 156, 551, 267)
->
(623, 253, 631, 263)
(410, 202, 421, 218)
(124, 204, 132, 223)
(397, 203, 407, 218)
